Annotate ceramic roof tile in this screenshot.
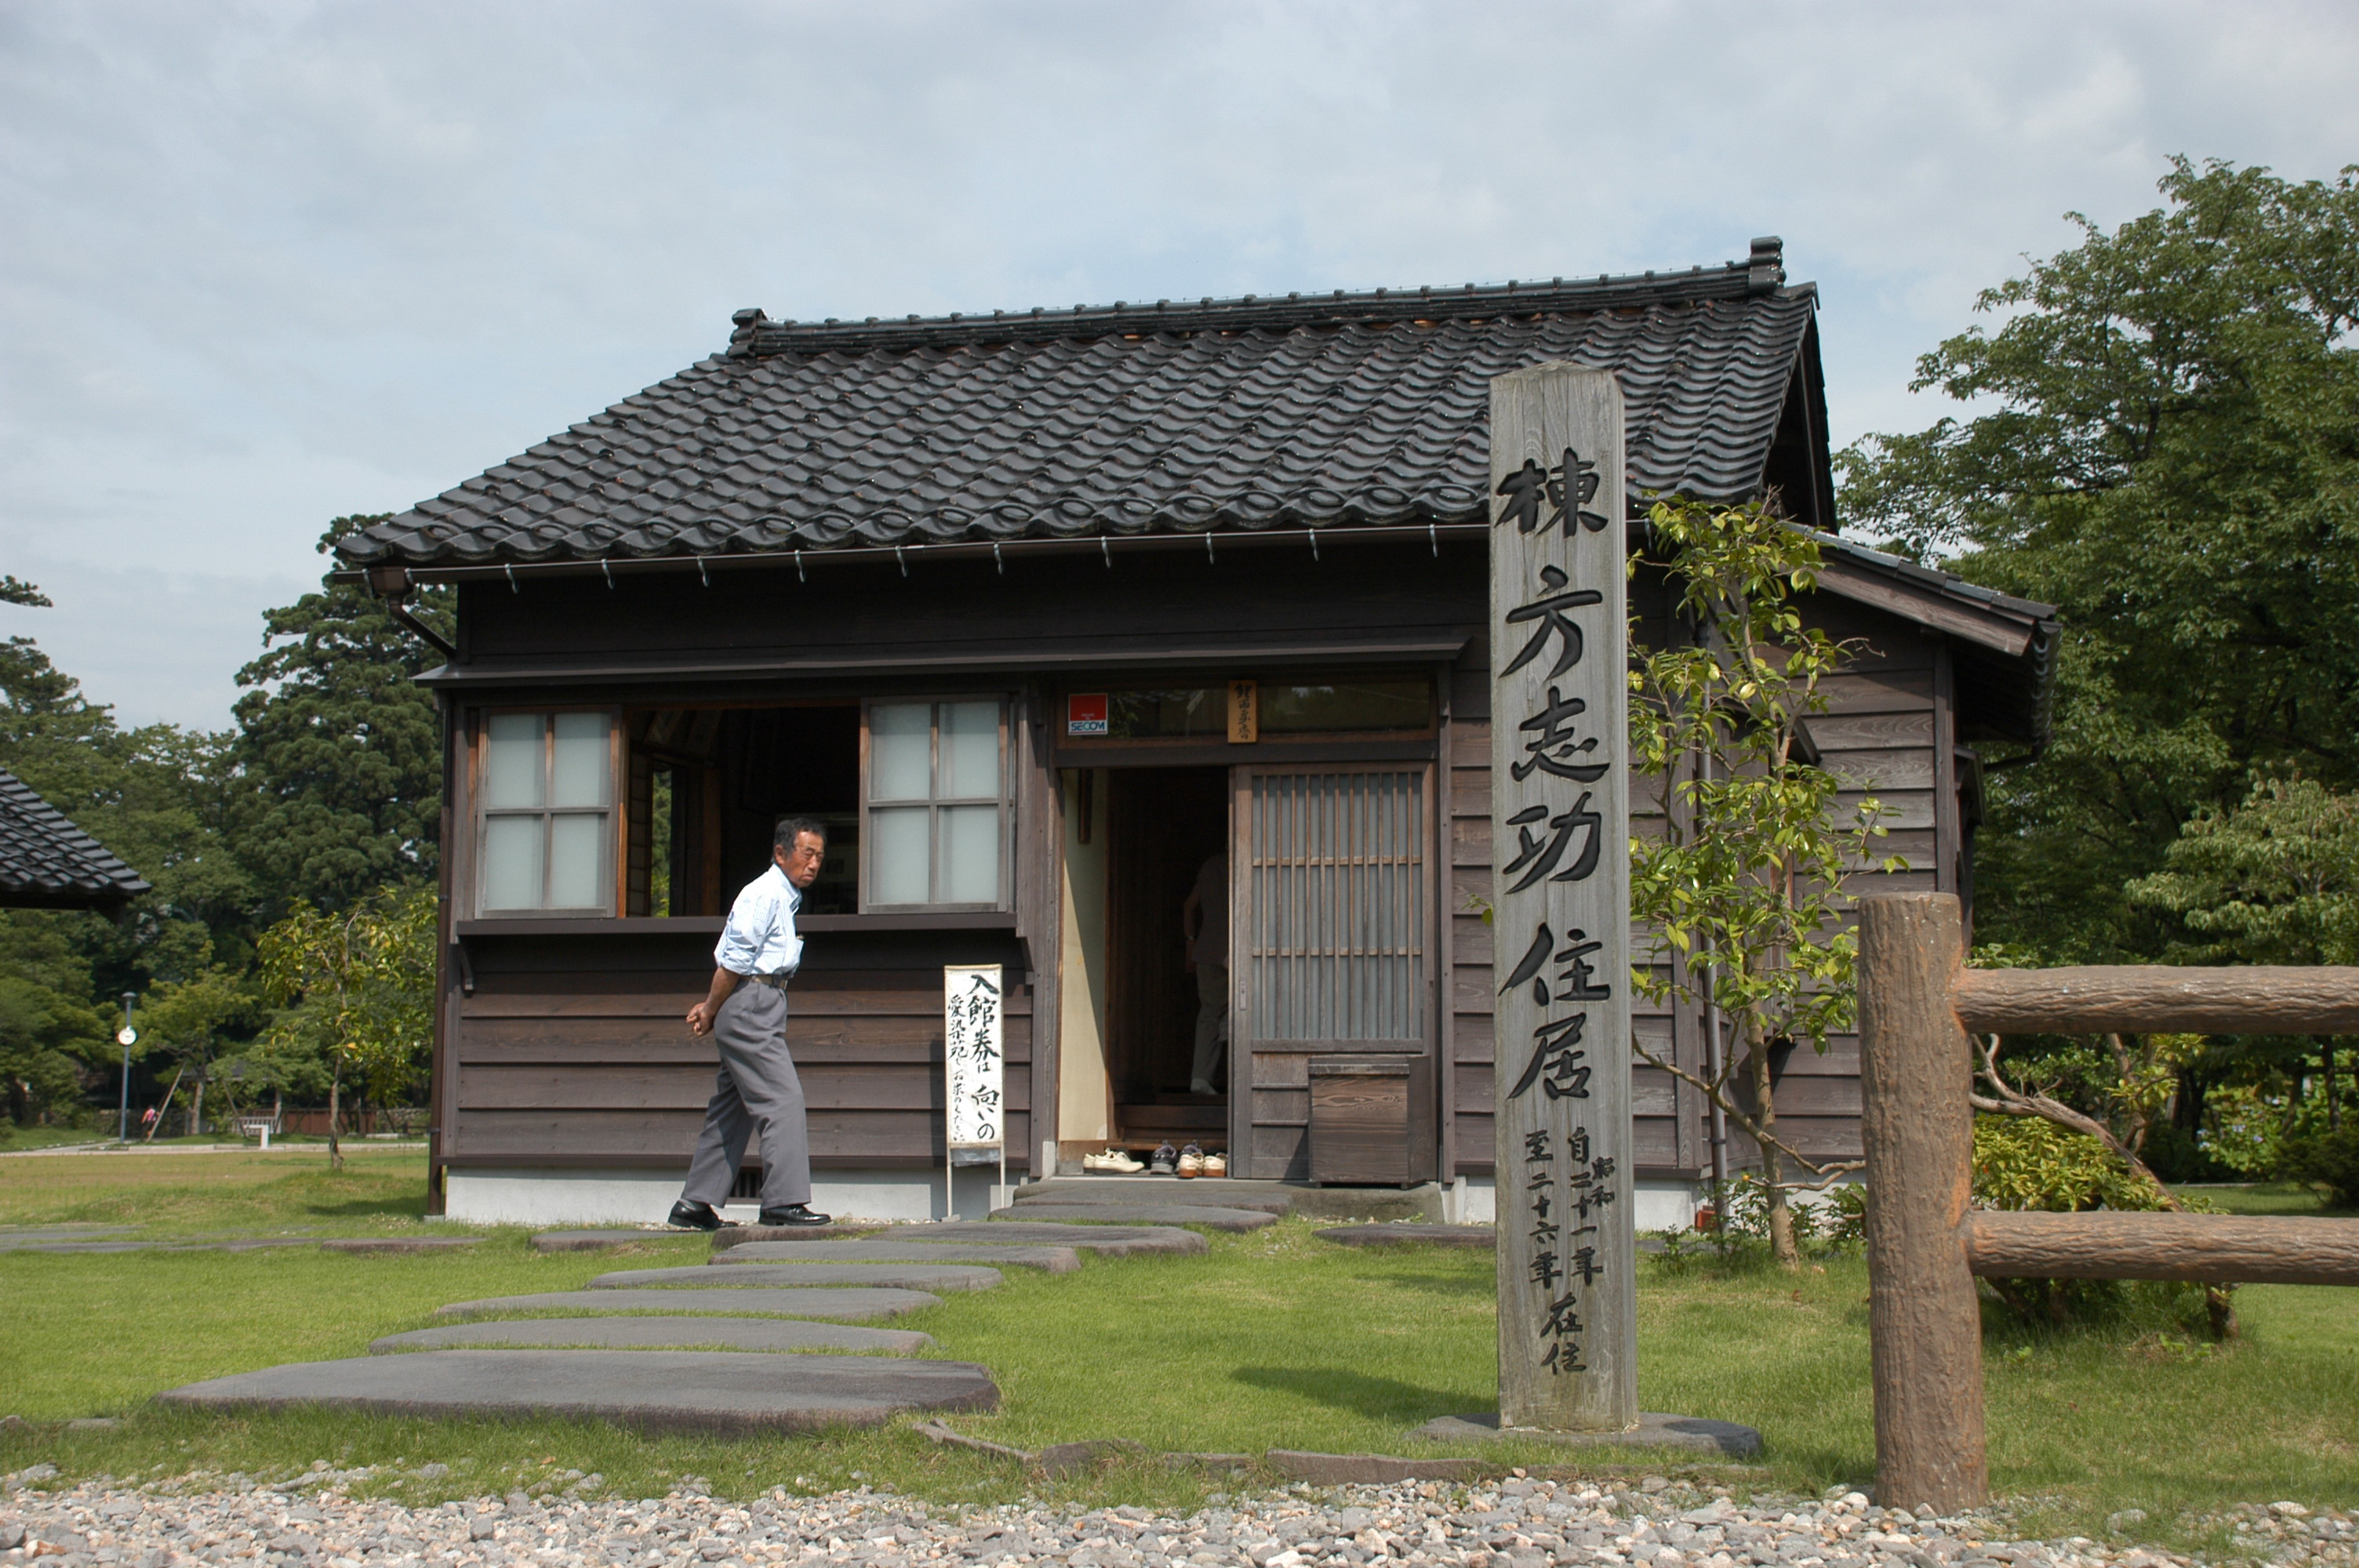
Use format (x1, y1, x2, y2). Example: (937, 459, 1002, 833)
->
(342, 246, 1819, 568)
(0, 768, 151, 911)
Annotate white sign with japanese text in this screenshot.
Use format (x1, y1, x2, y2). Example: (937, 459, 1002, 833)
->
(943, 964, 1005, 1164)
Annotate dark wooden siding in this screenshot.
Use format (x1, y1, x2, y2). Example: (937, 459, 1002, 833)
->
(1448, 575, 1949, 1180)
(443, 927, 1032, 1172)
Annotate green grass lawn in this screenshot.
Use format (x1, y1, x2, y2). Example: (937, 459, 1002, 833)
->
(2176, 1180, 2356, 1218)
(0, 1149, 2353, 1536)
(0, 1123, 118, 1152)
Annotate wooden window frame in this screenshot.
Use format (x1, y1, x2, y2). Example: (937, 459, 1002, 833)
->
(471, 705, 623, 919)
(1055, 672, 1441, 753)
(859, 695, 1014, 914)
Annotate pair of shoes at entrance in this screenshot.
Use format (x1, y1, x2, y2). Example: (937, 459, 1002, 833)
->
(1082, 1147, 1144, 1174)
(1173, 1144, 1228, 1178)
(667, 1199, 831, 1230)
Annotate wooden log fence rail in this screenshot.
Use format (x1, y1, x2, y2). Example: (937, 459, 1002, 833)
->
(1856, 893, 2359, 1515)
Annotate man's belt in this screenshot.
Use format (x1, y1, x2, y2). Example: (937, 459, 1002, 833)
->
(747, 971, 794, 989)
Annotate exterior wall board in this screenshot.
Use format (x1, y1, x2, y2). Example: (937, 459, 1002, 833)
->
(1446, 578, 1954, 1182)
(445, 929, 1031, 1174)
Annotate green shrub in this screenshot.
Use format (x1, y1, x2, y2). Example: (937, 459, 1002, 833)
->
(1971, 1115, 2213, 1334)
(2278, 1126, 2359, 1208)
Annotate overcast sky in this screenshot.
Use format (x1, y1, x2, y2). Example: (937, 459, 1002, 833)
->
(3, 1, 2355, 731)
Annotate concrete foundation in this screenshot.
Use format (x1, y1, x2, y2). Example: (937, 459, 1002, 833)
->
(443, 1167, 1017, 1227)
(1442, 1174, 1703, 1232)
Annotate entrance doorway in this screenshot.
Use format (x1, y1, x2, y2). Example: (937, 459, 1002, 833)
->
(1104, 767, 1228, 1152)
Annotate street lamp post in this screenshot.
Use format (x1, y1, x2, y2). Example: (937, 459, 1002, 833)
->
(116, 993, 138, 1144)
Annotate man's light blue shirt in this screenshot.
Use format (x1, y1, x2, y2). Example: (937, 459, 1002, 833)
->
(714, 863, 804, 977)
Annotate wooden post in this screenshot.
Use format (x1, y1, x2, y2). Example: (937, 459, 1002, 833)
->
(1857, 892, 1986, 1512)
(1488, 365, 1635, 1432)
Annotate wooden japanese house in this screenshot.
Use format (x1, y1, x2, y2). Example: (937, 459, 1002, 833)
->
(343, 238, 2058, 1225)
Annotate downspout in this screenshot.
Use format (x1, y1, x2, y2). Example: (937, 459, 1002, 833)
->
(364, 565, 458, 662)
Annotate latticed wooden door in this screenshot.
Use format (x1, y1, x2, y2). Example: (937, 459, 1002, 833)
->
(1228, 764, 1438, 1180)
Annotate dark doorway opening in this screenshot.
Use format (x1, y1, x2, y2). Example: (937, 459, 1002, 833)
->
(1104, 766, 1228, 1152)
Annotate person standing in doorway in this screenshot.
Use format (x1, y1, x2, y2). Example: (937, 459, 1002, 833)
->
(667, 818, 833, 1230)
(1182, 851, 1228, 1096)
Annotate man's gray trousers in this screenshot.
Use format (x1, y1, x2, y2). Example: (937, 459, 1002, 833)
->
(681, 981, 812, 1211)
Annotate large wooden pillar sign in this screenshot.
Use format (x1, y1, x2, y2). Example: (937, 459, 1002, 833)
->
(1488, 365, 1637, 1432)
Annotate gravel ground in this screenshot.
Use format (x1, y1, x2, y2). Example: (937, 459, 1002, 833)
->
(4, 1467, 2353, 1568)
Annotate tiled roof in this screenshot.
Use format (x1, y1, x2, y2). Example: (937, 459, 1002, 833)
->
(340, 241, 1821, 568)
(0, 768, 151, 913)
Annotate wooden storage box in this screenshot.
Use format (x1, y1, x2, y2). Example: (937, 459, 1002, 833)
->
(1308, 1054, 1436, 1186)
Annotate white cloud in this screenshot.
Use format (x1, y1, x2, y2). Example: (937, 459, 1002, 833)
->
(3, 0, 2354, 725)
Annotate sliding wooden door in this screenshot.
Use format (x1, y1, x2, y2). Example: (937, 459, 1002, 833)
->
(1228, 764, 1438, 1180)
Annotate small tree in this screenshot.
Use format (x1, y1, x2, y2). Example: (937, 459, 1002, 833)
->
(256, 884, 436, 1169)
(139, 968, 260, 1137)
(1627, 495, 1900, 1269)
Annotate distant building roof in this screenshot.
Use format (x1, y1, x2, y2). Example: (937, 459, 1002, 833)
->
(338, 239, 1828, 569)
(0, 768, 151, 913)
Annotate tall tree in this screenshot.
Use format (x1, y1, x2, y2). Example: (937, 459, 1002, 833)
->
(1839, 157, 2359, 961)
(232, 517, 452, 914)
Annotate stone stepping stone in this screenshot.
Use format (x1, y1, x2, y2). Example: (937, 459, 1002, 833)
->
(861, 1221, 1209, 1257)
(371, 1317, 933, 1356)
(322, 1237, 482, 1254)
(714, 1240, 1081, 1274)
(433, 1287, 938, 1321)
(532, 1229, 690, 1252)
(709, 1221, 887, 1244)
(1012, 1182, 1294, 1214)
(0, 1236, 315, 1254)
(991, 1203, 1275, 1232)
(156, 1348, 995, 1435)
(588, 1261, 1001, 1293)
(1316, 1223, 1496, 1249)
(1409, 1411, 1763, 1457)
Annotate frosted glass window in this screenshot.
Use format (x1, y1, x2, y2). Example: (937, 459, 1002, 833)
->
(546, 815, 606, 908)
(860, 698, 1009, 909)
(868, 808, 930, 906)
(484, 714, 544, 809)
(478, 709, 614, 913)
(940, 806, 1001, 905)
(870, 704, 932, 800)
(940, 702, 1000, 797)
(550, 713, 609, 808)
(482, 816, 543, 912)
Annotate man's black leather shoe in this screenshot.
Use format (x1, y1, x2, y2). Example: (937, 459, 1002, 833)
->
(758, 1203, 831, 1227)
(667, 1200, 724, 1231)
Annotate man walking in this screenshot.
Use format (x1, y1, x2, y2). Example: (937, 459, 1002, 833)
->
(667, 818, 833, 1230)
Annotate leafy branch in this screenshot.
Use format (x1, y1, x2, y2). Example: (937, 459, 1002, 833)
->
(1627, 494, 1901, 1267)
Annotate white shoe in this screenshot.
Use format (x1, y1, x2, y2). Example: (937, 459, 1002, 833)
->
(1082, 1148, 1145, 1174)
